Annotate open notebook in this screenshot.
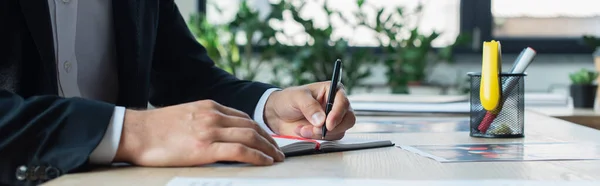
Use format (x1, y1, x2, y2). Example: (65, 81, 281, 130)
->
(272, 135, 394, 156)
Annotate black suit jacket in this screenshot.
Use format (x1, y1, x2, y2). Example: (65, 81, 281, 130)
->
(0, 0, 276, 185)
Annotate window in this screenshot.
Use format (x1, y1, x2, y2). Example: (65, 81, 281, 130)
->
(203, 0, 461, 48)
(198, 0, 600, 54)
(461, 0, 600, 54)
(492, 0, 600, 38)
(175, 0, 199, 22)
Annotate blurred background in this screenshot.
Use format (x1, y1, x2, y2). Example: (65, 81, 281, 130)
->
(174, 0, 600, 99)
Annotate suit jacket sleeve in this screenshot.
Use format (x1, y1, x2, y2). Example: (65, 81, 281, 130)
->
(149, 1, 277, 116)
(0, 91, 115, 186)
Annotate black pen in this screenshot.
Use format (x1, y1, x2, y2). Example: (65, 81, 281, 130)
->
(322, 59, 342, 139)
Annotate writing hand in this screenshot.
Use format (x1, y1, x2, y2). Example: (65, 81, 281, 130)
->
(263, 81, 356, 140)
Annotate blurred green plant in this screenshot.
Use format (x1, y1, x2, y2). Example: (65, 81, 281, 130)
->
(569, 68, 598, 85)
(188, 0, 467, 94)
(269, 0, 376, 94)
(227, 0, 280, 81)
(361, 1, 470, 93)
(187, 0, 279, 81)
(188, 13, 239, 76)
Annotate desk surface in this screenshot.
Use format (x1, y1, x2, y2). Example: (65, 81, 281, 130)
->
(44, 111, 600, 186)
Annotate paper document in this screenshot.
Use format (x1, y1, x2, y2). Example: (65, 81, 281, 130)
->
(398, 143, 600, 163)
(167, 177, 599, 186)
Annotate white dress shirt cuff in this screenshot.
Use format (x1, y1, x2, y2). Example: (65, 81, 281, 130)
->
(89, 106, 125, 164)
(253, 88, 281, 135)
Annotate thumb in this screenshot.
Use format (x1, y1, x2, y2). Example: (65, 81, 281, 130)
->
(295, 93, 326, 127)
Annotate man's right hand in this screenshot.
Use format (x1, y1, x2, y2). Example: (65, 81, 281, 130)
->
(113, 100, 285, 166)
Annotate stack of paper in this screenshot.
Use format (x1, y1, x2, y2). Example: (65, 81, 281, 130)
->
(524, 93, 573, 108)
(348, 93, 573, 114)
(348, 94, 468, 103)
(349, 94, 470, 114)
(350, 100, 470, 114)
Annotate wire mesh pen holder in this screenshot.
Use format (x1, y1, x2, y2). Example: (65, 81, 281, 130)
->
(468, 72, 526, 138)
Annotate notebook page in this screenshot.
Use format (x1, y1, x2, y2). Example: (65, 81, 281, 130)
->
(273, 137, 302, 148)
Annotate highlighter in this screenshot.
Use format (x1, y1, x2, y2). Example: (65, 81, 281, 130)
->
(479, 40, 502, 112)
(477, 41, 502, 133)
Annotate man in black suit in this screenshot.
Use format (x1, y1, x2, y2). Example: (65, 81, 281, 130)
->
(0, 0, 356, 185)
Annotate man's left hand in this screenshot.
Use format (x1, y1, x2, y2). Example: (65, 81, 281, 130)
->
(263, 81, 356, 140)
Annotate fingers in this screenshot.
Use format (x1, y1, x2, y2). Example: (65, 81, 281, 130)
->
(293, 107, 354, 140)
(322, 108, 355, 137)
(293, 90, 326, 127)
(296, 124, 345, 140)
(325, 88, 350, 131)
(210, 143, 275, 166)
(215, 127, 285, 162)
(216, 114, 280, 151)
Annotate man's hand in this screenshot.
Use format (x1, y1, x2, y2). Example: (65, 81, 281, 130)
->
(263, 82, 356, 140)
(114, 100, 285, 166)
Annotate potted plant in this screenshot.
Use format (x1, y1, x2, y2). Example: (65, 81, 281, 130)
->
(569, 68, 599, 108)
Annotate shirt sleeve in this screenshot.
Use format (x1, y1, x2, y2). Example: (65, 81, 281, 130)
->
(88, 106, 126, 164)
(253, 88, 281, 135)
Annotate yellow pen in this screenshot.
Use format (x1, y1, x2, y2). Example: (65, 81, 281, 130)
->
(480, 40, 502, 111)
